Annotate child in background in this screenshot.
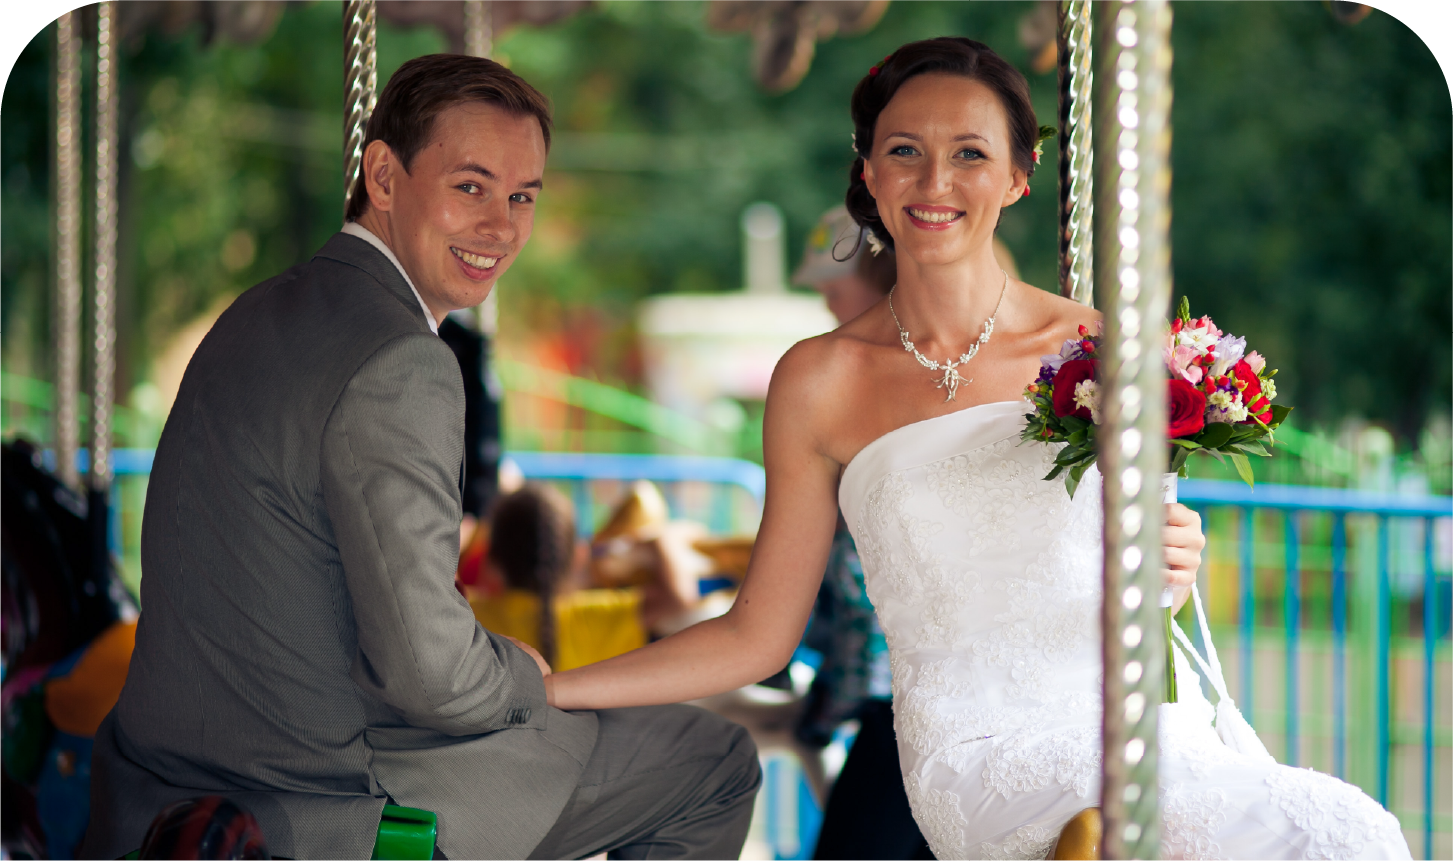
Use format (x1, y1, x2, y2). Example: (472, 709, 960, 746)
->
(471, 483, 702, 672)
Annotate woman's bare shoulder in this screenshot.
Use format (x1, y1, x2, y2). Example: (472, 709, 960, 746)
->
(1013, 280, 1102, 343)
(768, 313, 887, 446)
(772, 323, 873, 403)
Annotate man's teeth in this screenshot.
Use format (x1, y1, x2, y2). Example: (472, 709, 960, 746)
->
(908, 208, 962, 223)
(451, 247, 499, 269)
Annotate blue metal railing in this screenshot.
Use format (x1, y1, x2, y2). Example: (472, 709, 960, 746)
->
(38, 450, 1451, 856)
(1179, 479, 1451, 858)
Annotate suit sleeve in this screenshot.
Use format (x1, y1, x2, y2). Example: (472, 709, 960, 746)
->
(321, 333, 546, 735)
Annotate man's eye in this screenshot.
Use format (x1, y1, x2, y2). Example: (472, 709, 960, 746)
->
(509, 193, 534, 204)
(458, 183, 479, 194)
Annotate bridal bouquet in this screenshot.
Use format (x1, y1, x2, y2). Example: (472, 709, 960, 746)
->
(1020, 297, 1291, 499)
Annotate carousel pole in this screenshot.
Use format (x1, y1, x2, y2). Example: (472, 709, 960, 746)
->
(343, 0, 377, 217)
(1057, 0, 1093, 305)
(464, 0, 498, 335)
(464, 1, 494, 60)
(1094, 1, 1175, 858)
(91, 1, 120, 572)
(53, 10, 83, 490)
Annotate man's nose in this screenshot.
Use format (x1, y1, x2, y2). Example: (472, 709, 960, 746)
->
(474, 195, 516, 246)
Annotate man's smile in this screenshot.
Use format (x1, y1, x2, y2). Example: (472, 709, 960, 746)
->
(451, 245, 501, 276)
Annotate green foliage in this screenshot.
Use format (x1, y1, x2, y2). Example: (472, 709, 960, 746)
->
(1170, 3, 1451, 443)
(1, 2, 1447, 453)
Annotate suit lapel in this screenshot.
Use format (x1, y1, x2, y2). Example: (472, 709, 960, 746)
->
(314, 232, 431, 332)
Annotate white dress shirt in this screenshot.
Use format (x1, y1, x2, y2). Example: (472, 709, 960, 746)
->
(341, 221, 439, 334)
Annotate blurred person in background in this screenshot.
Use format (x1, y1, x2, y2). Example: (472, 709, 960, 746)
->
(471, 483, 704, 672)
(438, 311, 505, 537)
(793, 206, 930, 860)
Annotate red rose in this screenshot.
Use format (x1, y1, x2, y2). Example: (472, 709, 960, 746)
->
(1232, 360, 1272, 424)
(1052, 359, 1098, 420)
(1167, 378, 1207, 438)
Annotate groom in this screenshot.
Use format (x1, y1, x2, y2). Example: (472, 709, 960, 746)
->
(82, 55, 759, 860)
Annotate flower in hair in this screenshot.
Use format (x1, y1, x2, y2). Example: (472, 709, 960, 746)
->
(1033, 124, 1057, 165)
(865, 228, 886, 257)
(869, 53, 893, 76)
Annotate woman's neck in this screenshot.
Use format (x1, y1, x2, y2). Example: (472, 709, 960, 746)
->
(889, 245, 1009, 352)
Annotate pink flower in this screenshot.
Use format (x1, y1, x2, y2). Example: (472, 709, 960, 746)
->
(1243, 350, 1266, 375)
(1164, 344, 1205, 385)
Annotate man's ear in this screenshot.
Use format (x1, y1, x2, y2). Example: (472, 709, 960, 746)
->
(362, 140, 399, 213)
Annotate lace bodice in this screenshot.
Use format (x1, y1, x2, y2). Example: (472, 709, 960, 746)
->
(840, 400, 1103, 759)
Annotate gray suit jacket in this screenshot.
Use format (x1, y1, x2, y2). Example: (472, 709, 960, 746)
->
(82, 234, 597, 860)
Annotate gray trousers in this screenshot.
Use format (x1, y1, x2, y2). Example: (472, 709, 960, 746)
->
(526, 705, 761, 860)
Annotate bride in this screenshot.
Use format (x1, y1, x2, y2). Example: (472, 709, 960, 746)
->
(547, 37, 1410, 860)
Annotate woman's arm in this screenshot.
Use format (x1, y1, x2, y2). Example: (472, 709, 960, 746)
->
(546, 343, 844, 711)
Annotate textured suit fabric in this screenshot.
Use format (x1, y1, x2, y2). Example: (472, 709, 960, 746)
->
(81, 233, 597, 860)
(526, 705, 761, 860)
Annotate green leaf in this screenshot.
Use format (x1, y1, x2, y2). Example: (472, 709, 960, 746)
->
(1065, 468, 1082, 499)
(1170, 438, 1203, 450)
(1169, 446, 1192, 473)
(1268, 404, 1292, 426)
(1061, 415, 1091, 432)
(1196, 422, 1234, 449)
(1236, 440, 1270, 457)
(1045, 464, 1065, 481)
(1055, 444, 1092, 465)
(1068, 428, 1088, 447)
(1229, 452, 1255, 487)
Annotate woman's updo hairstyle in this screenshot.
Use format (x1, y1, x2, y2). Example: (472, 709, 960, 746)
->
(846, 37, 1040, 250)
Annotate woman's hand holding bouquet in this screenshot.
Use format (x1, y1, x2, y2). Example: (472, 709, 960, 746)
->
(1020, 298, 1290, 703)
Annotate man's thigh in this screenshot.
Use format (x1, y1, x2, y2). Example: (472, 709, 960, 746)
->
(527, 705, 760, 860)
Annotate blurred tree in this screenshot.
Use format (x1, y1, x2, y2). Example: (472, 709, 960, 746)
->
(1170, 3, 1450, 442)
(1, 1, 1447, 448)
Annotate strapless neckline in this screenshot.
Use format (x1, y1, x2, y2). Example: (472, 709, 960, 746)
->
(842, 399, 1028, 476)
(839, 400, 1029, 525)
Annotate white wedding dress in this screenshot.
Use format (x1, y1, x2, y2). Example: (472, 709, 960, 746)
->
(838, 400, 1410, 861)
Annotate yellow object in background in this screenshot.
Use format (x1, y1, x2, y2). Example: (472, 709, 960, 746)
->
(45, 619, 137, 737)
(470, 589, 646, 672)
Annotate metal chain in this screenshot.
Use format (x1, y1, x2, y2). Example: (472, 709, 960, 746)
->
(1057, 0, 1094, 306)
(92, 1, 120, 491)
(54, 11, 82, 490)
(343, 0, 377, 218)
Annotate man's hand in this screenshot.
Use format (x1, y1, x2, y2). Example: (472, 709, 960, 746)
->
(1163, 502, 1205, 613)
(504, 635, 552, 678)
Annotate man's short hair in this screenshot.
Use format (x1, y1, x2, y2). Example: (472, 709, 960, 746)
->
(344, 54, 553, 222)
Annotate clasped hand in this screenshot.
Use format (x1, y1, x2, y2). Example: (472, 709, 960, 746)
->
(1163, 502, 1204, 613)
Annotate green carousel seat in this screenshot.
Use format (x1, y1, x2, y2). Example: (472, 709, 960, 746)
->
(372, 804, 438, 860)
(127, 797, 437, 859)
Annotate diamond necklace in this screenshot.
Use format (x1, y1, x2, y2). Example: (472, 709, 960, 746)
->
(887, 268, 1009, 402)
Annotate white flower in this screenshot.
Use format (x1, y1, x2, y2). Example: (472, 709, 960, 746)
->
(1176, 325, 1219, 355)
(865, 229, 886, 257)
(1206, 390, 1249, 423)
(1073, 379, 1102, 424)
(1209, 334, 1246, 376)
(1262, 377, 1277, 400)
